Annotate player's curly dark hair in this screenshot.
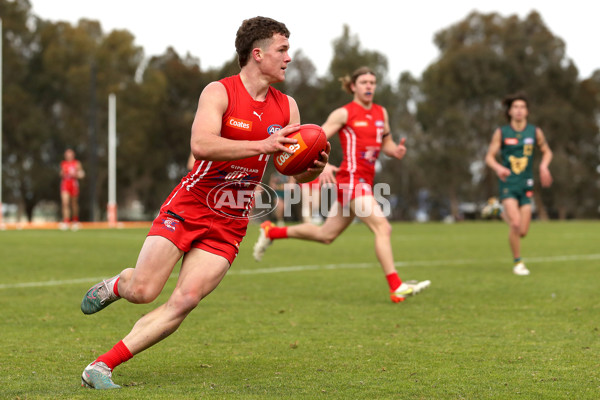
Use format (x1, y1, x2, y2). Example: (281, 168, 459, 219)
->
(235, 16, 290, 68)
(503, 92, 529, 121)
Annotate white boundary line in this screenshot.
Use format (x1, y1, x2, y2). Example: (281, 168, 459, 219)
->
(1, 253, 599, 290)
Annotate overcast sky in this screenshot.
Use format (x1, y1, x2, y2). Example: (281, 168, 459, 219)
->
(29, 0, 598, 80)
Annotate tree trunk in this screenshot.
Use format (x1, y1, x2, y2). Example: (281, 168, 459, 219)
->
(533, 191, 549, 221)
(558, 206, 567, 220)
(25, 199, 35, 222)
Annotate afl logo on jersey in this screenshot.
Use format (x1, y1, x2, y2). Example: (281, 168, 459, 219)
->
(267, 124, 282, 135)
(504, 138, 519, 145)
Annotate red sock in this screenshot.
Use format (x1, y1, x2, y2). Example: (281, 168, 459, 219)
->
(72, 217, 79, 222)
(386, 272, 402, 291)
(95, 340, 133, 371)
(268, 226, 288, 239)
(113, 276, 120, 297)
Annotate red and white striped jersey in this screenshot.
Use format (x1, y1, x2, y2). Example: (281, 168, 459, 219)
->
(337, 101, 386, 185)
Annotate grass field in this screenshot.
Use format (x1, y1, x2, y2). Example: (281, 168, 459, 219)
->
(1, 220, 599, 399)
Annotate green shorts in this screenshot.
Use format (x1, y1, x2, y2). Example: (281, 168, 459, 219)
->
(499, 179, 533, 206)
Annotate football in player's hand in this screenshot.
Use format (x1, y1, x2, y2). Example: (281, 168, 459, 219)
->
(274, 124, 327, 176)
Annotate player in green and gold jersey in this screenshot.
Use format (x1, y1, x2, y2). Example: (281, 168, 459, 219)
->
(485, 93, 553, 275)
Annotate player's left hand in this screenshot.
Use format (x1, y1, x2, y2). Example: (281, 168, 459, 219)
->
(539, 165, 553, 187)
(306, 142, 331, 174)
(262, 123, 300, 154)
(391, 138, 407, 160)
(319, 163, 339, 185)
(295, 142, 331, 183)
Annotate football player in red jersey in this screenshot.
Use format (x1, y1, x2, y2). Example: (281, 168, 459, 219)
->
(254, 67, 431, 303)
(79, 17, 330, 390)
(59, 148, 85, 230)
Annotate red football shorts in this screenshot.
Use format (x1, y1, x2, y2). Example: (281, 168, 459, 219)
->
(335, 172, 373, 206)
(148, 188, 248, 265)
(60, 179, 79, 197)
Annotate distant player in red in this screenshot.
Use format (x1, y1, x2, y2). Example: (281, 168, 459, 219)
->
(59, 148, 84, 230)
(79, 17, 330, 390)
(254, 66, 430, 303)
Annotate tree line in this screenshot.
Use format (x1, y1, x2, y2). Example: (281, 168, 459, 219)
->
(1, 0, 599, 221)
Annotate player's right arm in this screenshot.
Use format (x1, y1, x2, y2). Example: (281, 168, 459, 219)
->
(190, 82, 298, 162)
(75, 161, 85, 179)
(485, 128, 511, 182)
(320, 107, 347, 140)
(536, 127, 553, 187)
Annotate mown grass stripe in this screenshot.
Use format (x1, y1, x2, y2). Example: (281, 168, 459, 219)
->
(2, 253, 598, 290)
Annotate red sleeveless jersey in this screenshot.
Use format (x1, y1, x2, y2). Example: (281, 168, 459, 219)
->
(337, 101, 386, 185)
(60, 160, 79, 183)
(172, 75, 290, 218)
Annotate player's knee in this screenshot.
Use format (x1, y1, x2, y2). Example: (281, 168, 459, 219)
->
(382, 221, 392, 237)
(169, 290, 202, 316)
(509, 220, 521, 233)
(124, 282, 161, 304)
(520, 231, 528, 238)
(372, 220, 392, 238)
(320, 236, 334, 245)
(319, 231, 339, 245)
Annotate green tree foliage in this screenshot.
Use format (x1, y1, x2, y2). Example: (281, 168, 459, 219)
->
(1, 0, 144, 220)
(118, 48, 211, 213)
(283, 49, 324, 125)
(377, 72, 426, 219)
(1, 0, 47, 220)
(416, 11, 599, 219)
